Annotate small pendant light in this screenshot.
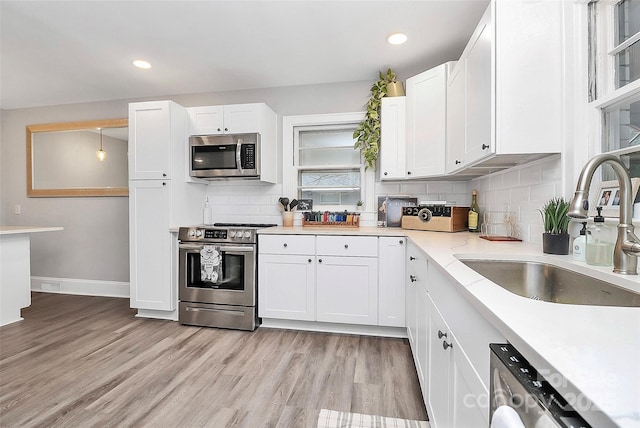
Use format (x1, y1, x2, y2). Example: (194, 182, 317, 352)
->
(96, 128, 106, 161)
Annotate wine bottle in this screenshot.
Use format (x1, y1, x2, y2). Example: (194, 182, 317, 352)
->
(468, 190, 479, 232)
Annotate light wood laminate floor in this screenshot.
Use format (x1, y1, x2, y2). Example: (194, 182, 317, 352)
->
(0, 293, 427, 427)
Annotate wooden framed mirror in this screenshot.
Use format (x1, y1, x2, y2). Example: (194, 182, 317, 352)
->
(27, 118, 128, 197)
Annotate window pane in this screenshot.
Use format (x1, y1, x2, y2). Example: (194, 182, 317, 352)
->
(617, 0, 640, 45)
(299, 170, 360, 207)
(301, 190, 360, 206)
(299, 129, 360, 166)
(615, 41, 640, 88)
(603, 98, 640, 152)
(299, 170, 360, 188)
(615, 1, 640, 88)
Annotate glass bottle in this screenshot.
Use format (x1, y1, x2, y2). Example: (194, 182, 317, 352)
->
(586, 207, 614, 266)
(469, 190, 480, 233)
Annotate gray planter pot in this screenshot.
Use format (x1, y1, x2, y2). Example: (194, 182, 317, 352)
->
(542, 233, 570, 255)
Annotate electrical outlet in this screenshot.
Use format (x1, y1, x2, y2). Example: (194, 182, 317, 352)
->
(14, 204, 21, 215)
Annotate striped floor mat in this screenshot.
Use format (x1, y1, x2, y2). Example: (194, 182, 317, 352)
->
(317, 409, 430, 428)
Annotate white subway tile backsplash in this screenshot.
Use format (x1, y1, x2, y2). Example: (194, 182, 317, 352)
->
(399, 182, 428, 194)
(520, 163, 543, 186)
(426, 181, 453, 194)
(472, 156, 561, 243)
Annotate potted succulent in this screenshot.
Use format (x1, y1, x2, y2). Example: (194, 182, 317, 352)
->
(353, 69, 401, 170)
(539, 197, 571, 255)
(356, 200, 364, 211)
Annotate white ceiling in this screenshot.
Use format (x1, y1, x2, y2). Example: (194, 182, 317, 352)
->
(0, 0, 490, 110)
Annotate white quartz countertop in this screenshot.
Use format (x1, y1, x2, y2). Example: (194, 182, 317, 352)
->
(0, 226, 63, 235)
(259, 226, 640, 427)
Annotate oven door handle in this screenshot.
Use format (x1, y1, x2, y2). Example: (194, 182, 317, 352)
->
(179, 243, 254, 253)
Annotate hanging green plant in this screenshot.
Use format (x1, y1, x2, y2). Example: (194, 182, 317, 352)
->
(353, 69, 399, 170)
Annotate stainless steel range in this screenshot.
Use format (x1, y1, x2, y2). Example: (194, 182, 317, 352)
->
(178, 223, 275, 330)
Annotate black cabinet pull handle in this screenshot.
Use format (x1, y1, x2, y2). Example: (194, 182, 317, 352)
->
(217, 128, 221, 132)
(442, 341, 453, 350)
(318, 259, 323, 263)
(410, 275, 417, 283)
(407, 171, 412, 175)
(308, 259, 312, 263)
(283, 243, 288, 247)
(482, 144, 490, 150)
(399, 240, 403, 245)
(409, 256, 416, 261)
(224, 128, 228, 132)
(455, 160, 461, 165)
(344, 244, 349, 249)
(384, 172, 388, 176)
(162, 182, 166, 186)
(438, 330, 447, 339)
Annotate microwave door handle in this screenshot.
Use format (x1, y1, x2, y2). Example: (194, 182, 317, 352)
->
(236, 139, 243, 173)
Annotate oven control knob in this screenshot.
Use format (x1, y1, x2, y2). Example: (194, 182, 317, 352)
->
(229, 230, 236, 238)
(189, 230, 196, 238)
(195, 230, 202, 238)
(243, 231, 251, 239)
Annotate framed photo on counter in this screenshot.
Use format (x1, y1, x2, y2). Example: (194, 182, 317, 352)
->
(590, 178, 640, 218)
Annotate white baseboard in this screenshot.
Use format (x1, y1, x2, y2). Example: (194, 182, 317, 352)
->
(260, 318, 408, 338)
(136, 308, 178, 322)
(31, 276, 129, 299)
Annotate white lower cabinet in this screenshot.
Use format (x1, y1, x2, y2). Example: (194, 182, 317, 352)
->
(406, 240, 504, 427)
(129, 180, 174, 311)
(258, 234, 405, 329)
(258, 253, 315, 321)
(378, 237, 406, 327)
(316, 255, 377, 325)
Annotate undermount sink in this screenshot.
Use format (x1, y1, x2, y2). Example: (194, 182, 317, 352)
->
(460, 260, 640, 307)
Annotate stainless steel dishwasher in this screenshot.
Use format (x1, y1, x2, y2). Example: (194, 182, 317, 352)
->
(489, 343, 591, 428)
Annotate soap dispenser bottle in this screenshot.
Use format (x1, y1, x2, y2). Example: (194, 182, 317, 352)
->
(586, 207, 614, 266)
(203, 197, 213, 225)
(572, 222, 590, 262)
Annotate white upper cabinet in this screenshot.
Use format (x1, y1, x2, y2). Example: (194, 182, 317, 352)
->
(405, 61, 456, 179)
(446, 0, 563, 174)
(188, 103, 274, 135)
(128, 100, 175, 180)
(380, 97, 407, 180)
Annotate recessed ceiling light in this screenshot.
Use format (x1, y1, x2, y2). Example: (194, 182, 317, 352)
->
(133, 60, 151, 69)
(387, 33, 408, 45)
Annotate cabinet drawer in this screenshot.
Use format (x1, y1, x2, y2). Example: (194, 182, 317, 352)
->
(316, 236, 378, 257)
(259, 235, 315, 255)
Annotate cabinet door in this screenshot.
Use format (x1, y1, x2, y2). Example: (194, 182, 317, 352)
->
(427, 295, 453, 428)
(406, 63, 449, 178)
(415, 281, 429, 403)
(223, 103, 262, 134)
(128, 101, 172, 180)
(188, 105, 225, 135)
(380, 97, 406, 180)
(258, 254, 315, 321)
(464, 6, 493, 166)
(378, 237, 406, 327)
(129, 180, 173, 310)
(446, 63, 466, 173)
(451, 331, 490, 427)
(316, 256, 378, 325)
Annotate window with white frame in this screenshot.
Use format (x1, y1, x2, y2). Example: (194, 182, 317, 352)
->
(592, 0, 640, 180)
(282, 112, 373, 211)
(295, 124, 362, 207)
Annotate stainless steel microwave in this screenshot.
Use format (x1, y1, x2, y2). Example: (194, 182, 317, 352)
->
(189, 133, 260, 179)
